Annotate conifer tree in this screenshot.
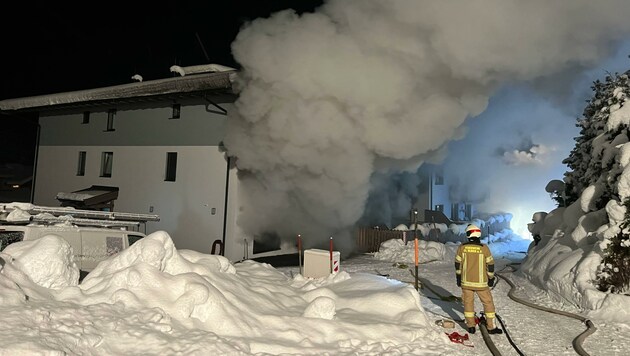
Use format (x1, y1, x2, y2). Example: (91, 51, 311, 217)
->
(562, 68, 630, 293)
(563, 72, 629, 208)
(597, 199, 630, 293)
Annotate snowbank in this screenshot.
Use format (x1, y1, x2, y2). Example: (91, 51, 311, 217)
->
(521, 198, 630, 323)
(374, 228, 529, 265)
(0, 231, 457, 355)
(3, 234, 79, 289)
(374, 238, 446, 263)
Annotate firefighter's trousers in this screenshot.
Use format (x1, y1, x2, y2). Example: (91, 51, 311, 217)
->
(462, 288, 497, 329)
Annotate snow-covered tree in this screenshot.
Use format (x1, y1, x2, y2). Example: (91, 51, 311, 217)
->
(562, 72, 629, 207)
(597, 199, 630, 293)
(560, 69, 630, 293)
(545, 179, 566, 207)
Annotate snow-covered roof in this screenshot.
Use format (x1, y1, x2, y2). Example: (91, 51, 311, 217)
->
(0, 70, 237, 112)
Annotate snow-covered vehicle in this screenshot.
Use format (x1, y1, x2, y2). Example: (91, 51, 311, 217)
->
(0, 203, 159, 272)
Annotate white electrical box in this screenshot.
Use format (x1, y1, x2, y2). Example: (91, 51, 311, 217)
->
(303, 249, 340, 278)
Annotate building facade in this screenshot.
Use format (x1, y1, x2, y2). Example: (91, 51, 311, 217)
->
(415, 164, 474, 224)
(0, 69, 263, 262)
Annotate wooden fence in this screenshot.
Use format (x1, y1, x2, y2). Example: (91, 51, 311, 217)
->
(355, 228, 404, 253)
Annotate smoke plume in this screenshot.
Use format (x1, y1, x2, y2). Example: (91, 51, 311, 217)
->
(223, 0, 630, 250)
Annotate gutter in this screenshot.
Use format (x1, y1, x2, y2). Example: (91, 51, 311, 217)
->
(221, 156, 231, 256)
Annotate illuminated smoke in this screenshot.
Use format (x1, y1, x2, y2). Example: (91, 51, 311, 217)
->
(223, 0, 630, 250)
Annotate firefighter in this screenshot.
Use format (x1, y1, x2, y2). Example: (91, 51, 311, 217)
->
(455, 224, 503, 334)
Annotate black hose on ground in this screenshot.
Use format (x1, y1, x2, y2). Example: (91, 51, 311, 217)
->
(497, 266, 596, 356)
(496, 313, 525, 356)
(478, 320, 503, 356)
(573, 319, 597, 356)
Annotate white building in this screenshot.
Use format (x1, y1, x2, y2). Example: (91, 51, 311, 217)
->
(0, 68, 262, 262)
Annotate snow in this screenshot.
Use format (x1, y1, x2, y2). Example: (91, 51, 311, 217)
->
(55, 192, 98, 202)
(607, 101, 630, 131)
(524, 197, 630, 323)
(170, 64, 238, 76)
(1, 222, 628, 355)
(2, 235, 79, 289)
(0, 231, 456, 355)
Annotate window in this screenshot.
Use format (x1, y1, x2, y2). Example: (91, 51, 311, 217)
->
(82, 111, 90, 124)
(0, 231, 24, 251)
(100, 152, 113, 177)
(106, 236, 123, 256)
(451, 203, 458, 220)
(170, 104, 181, 119)
(128, 235, 144, 246)
(77, 151, 86, 176)
(434, 204, 444, 213)
(106, 109, 116, 131)
(465, 204, 473, 220)
(434, 172, 444, 185)
(165, 152, 177, 181)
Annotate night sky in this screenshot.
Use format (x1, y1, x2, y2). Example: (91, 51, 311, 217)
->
(0, 1, 323, 166)
(0, 1, 324, 100)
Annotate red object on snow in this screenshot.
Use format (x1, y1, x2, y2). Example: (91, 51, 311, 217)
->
(446, 332, 474, 347)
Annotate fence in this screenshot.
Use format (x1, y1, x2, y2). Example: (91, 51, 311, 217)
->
(355, 227, 404, 253)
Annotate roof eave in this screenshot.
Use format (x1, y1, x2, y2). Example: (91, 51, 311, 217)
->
(0, 71, 237, 113)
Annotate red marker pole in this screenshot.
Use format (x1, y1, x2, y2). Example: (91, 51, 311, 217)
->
(297, 234, 302, 275)
(329, 236, 333, 274)
(414, 237, 419, 291)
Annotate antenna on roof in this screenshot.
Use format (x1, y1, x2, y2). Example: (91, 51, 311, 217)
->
(195, 32, 210, 62)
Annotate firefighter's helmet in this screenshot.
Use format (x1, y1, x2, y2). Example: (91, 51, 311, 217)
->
(466, 224, 482, 239)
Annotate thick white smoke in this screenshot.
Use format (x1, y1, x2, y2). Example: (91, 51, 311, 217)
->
(223, 0, 630, 250)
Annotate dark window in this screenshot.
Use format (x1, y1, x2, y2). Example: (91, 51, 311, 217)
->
(170, 104, 181, 119)
(451, 203, 458, 220)
(106, 109, 116, 131)
(100, 152, 113, 177)
(465, 204, 473, 220)
(128, 235, 144, 246)
(0, 231, 24, 251)
(165, 152, 177, 181)
(106, 236, 123, 255)
(434, 172, 444, 185)
(77, 151, 86, 176)
(82, 111, 90, 124)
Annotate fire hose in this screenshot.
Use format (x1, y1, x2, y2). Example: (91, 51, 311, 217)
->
(496, 265, 596, 356)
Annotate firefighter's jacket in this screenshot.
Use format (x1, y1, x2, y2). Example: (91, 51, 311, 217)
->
(455, 241, 494, 290)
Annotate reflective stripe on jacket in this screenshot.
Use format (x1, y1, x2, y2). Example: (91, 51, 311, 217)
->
(455, 241, 494, 290)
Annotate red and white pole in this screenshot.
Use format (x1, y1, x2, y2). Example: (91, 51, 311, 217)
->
(329, 236, 333, 274)
(414, 237, 419, 291)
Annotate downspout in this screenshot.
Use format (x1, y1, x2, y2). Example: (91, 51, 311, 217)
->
(30, 116, 41, 204)
(221, 155, 231, 256)
(429, 171, 433, 212)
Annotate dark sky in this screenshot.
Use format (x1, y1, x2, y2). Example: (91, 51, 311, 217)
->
(0, 1, 324, 166)
(0, 1, 324, 100)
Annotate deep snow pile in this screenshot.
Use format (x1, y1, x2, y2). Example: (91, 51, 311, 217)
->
(374, 238, 448, 264)
(521, 202, 630, 323)
(3, 235, 79, 289)
(0, 231, 461, 355)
